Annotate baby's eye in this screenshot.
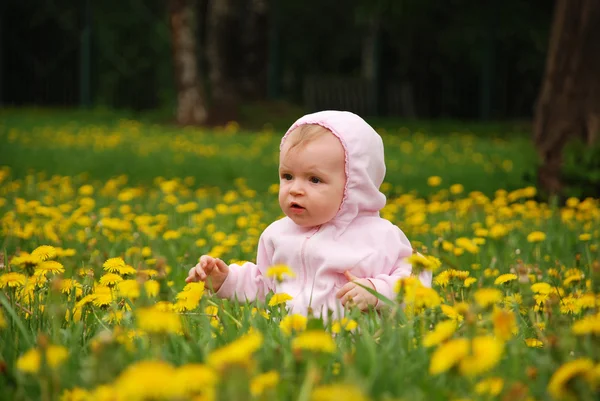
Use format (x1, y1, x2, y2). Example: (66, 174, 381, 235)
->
(281, 173, 293, 180)
(309, 176, 321, 184)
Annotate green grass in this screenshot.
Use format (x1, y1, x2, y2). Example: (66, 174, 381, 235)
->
(0, 108, 597, 401)
(0, 108, 536, 196)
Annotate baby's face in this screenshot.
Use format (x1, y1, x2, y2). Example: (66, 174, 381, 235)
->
(278, 130, 346, 228)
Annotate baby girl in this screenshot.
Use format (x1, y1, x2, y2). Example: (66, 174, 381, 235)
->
(186, 110, 432, 317)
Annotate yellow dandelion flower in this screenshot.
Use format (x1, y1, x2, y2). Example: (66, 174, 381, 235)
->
(429, 338, 469, 374)
(162, 230, 181, 240)
(464, 277, 477, 288)
(92, 285, 114, 307)
(489, 224, 509, 239)
(280, 314, 308, 336)
(458, 336, 504, 376)
(171, 363, 218, 399)
(423, 320, 457, 347)
(103, 257, 126, 273)
(427, 176, 442, 187)
(207, 331, 263, 370)
(59, 387, 90, 401)
(531, 282, 552, 294)
(563, 275, 584, 287)
(0, 272, 27, 288)
(441, 304, 464, 322)
(566, 197, 579, 208)
(405, 253, 442, 273)
(527, 231, 546, 243)
(434, 271, 451, 287)
(138, 268, 158, 278)
(572, 313, 600, 335)
(312, 384, 370, 401)
(579, 233, 592, 241)
(524, 338, 543, 348)
(492, 308, 518, 341)
(494, 273, 517, 285)
(577, 293, 596, 310)
(548, 358, 595, 400)
(136, 306, 182, 335)
(103, 309, 124, 325)
(17, 345, 69, 374)
(250, 371, 280, 396)
(475, 377, 504, 396)
(331, 318, 358, 333)
(474, 228, 489, 237)
(99, 273, 123, 287)
(450, 184, 464, 194)
(119, 264, 137, 276)
(174, 282, 204, 311)
(116, 279, 140, 299)
(31, 245, 57, 261)
(35, 260, 65, 276)
(10, 253, 41, 269)
(441, 241, 454, 252)
(266, 264, 296, 281)
(86, 385, 117, 401)
(449, 269, 470, 280)
(455, 237, 479, 254)
(113, 360, 177, 400)
(59, 279, 83, 297)
(268, 293, 293, 307)
(473, 288, 503, 308)
(292, 330, 336, 354)
(405, 285, 442, 310)
(144, 280, 160, 298)
(251, 307, 270, 320)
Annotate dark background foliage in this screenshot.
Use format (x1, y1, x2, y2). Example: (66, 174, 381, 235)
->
(2, 0, 552, 119)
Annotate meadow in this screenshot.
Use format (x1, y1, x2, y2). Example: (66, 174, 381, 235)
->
(0, 109, 598, 401)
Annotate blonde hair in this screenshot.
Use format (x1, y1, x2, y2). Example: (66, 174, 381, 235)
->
(284, 124, 331, 152)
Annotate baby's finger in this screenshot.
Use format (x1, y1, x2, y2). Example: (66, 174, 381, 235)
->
(357, 300, 368, 311)
(341, 288, 359, 305)
(336, 282, 356, 299)
(215, 258, 229, 272)
(344, 270, 359, 282)
(199, 255, 214, 269)
(203, 260, 217, 276)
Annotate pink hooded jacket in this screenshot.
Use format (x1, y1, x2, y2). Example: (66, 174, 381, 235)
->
(216, 110, 432, 317)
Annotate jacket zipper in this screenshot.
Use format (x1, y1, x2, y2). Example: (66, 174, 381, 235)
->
(301, 226, 321, 311)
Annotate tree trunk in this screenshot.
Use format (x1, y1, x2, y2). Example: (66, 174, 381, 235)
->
(239, 0, 268, 100)
(169, 0, 208, 125)
(533, 0, 600, 196)
(206, 0, 240, 124)
(361, 14, 380, 115)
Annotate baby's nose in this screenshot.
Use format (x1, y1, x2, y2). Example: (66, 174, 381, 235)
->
(289, 181, 304, 195)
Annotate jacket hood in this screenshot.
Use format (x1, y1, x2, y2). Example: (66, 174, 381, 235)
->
(281, 110, 387, 233)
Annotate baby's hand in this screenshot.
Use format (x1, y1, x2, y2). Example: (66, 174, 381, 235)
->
(186, 255, 230, 292)
(336, 271, 378, 311)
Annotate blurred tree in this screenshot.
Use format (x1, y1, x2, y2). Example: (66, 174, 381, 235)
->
(239, 0, 268, 100)
(533, 0, 600, 196)
(206, 0, 241, 124)
(169, 0, 208, 125)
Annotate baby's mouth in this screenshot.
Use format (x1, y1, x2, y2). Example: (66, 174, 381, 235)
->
(290, 202, 305, 210)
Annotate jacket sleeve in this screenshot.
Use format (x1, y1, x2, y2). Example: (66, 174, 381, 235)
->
(214, 230, 274, 302)
(366, 227, 433, 308)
